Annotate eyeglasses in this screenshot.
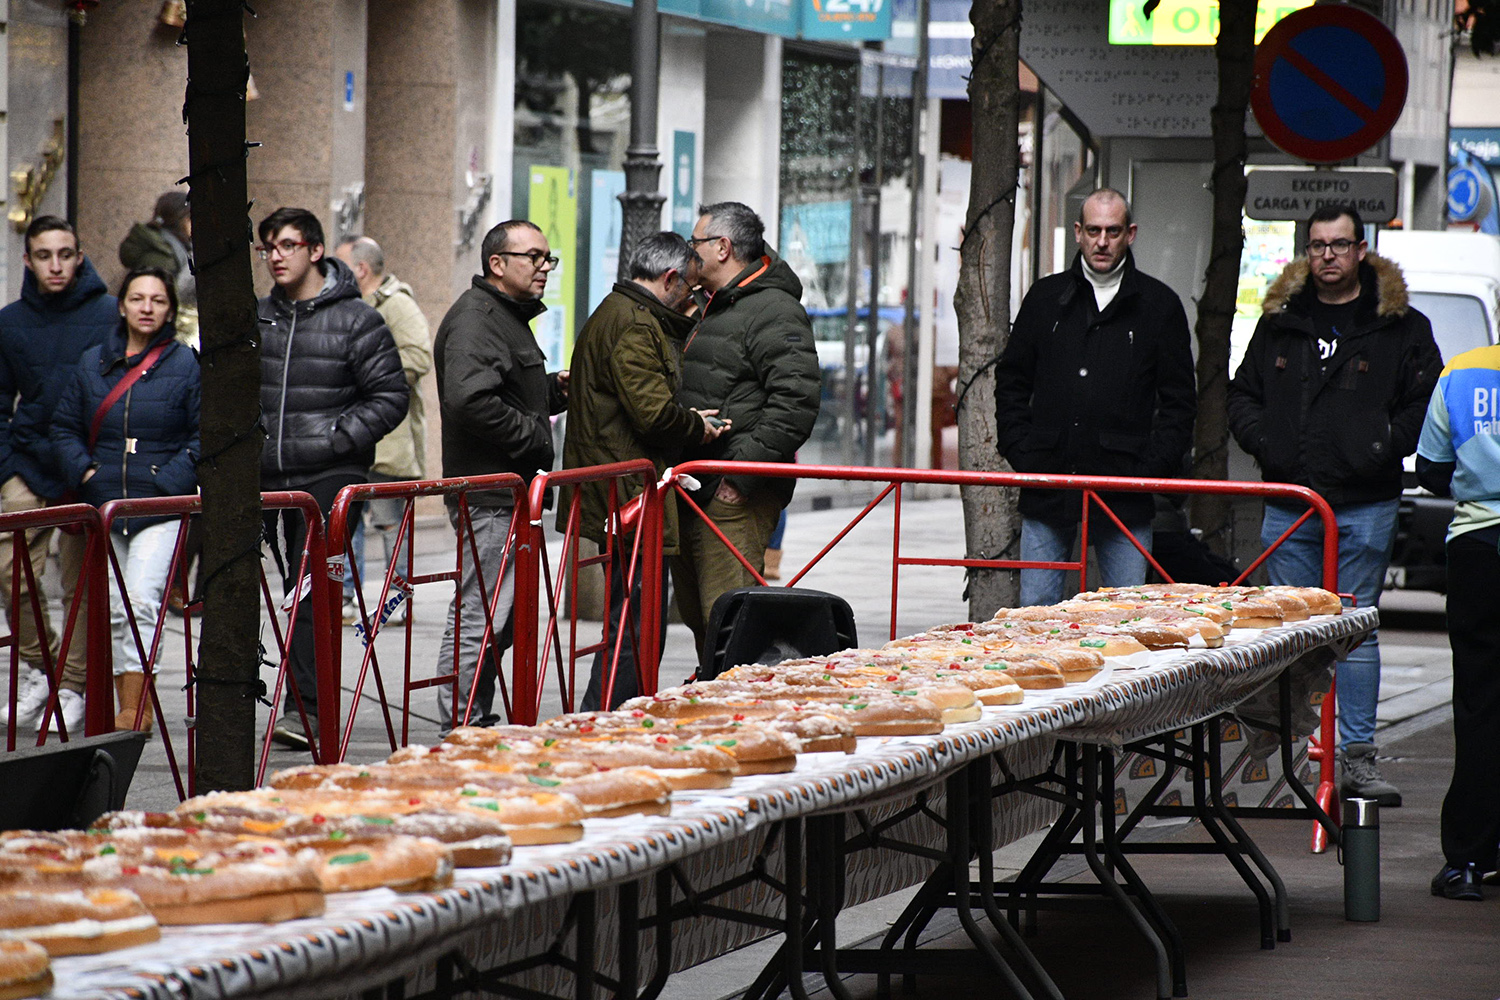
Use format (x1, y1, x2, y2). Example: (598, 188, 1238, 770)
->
(257, 239, 310, 260)
(1080, 225, 1127, 239)
(1306, 239, 1358, 257)
(499, 250, 560, 270)
(687, 234, 726, 247)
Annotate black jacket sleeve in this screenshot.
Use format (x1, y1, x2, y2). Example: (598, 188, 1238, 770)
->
(1415, 455, 1454, 497)
(339, 310, 409, 455)
(1227, 317, 1273, 461)
(1389, 315, 1443, 460)
(1144, 292, 1197, 478)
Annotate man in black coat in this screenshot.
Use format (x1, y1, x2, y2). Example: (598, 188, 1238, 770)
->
(994, 188, 1197, 607)
(257, 207, 407, 749)
(432, 220, 567, 734)
(1229, 203, 1441, 807)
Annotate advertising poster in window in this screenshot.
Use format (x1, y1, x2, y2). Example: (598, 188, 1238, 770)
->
(529, 166, 578, 367)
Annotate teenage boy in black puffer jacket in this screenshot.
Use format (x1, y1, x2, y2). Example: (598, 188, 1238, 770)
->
(256, 207, 407, 749)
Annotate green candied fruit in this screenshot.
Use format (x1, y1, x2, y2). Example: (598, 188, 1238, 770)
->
(1184, 607, 1205, 616)
(461, 789, 479, 796)
(328, 830, 348, 840)
(641, 719, 655, 728)
(358, 771, 371, 778)
(983, 663, 1007, 670)
(494, 743, 511, 751)
(479, 801, 500, 811)
(1221, 601, 1233, 610)
(853, 703, 869, 711)
(537, 760, 552, 768)
(688, 697, 700, 704)
(527, 775, 562, 787)
(328, 852, 372, 866)
(99, 845, 117, 855)
(672, 745, 694, 752)
(961, 638, 973, 644)
(718, 739, 738, 747)
(542, 738, 557, 747)
(1049, 628, 1061, 634)
(1080, 639, 1107, 648)
(359, 815, 395, 825)
(895, 690, 918, 697)
(194, 812, 208, 821)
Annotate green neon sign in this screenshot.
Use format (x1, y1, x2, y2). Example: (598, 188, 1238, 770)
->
(1108, 0, 1312, 45)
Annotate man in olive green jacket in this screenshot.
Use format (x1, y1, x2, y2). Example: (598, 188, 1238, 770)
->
(676, 202, 821, 662)
(562, 232, 724, 709)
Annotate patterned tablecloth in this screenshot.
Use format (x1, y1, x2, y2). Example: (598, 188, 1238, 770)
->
(49, 609, 1375, 1000)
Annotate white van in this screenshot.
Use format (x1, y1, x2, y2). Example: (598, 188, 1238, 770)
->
(1375, 230, 1500, 591)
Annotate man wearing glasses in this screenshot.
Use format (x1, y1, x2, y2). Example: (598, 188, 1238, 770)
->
(675, 202, 821, 667)
(1230, 203, 1442, 807)
(431, 219, 567, 734)
(994, 187, 1197, 606)
(0, 216, 119, 736)
(257, 207, 408, 749)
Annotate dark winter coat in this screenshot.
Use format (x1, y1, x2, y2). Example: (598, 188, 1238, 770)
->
(0, 259, 119, 499)
(993, 251, 1197, 526)
(559, 281, 701, 552)
(677, 253, 822, 506)
(1227, 253, 1442, 506)
(50, 322, 200, 533)
(258, 256, 408, 489)
(434, 277, 566, 506)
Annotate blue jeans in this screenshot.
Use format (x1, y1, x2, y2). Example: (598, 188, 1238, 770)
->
(1260, 499, 1398, 748)
(1019, 517, 1154, 607)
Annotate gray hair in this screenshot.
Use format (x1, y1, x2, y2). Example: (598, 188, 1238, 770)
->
(625, 232, 699, 282)
(1078, 188, 1133, 226)
(480, 220, 543, 276)
(697, 201, 765, 262)
(336, 234, 385, 275)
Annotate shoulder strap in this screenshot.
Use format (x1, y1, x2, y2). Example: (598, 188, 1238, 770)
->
(88, 340, 169, 453)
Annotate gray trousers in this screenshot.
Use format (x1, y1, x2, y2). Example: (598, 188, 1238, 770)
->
(435, 503, 516, 733)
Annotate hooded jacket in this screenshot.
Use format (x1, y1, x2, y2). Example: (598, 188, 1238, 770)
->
(677, 252, 822, 506)
(993, 250, 1197, 526)
(434, 276, 566, 506)
(1228, 253, 1442, 506)
(50, 321, 200, 533)
(258, 255, 408, 488)
(559, 280, 701, 552)
(0, 258, 119, 498)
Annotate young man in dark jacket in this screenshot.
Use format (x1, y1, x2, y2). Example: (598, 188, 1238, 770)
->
(561, 232, 724, 710)
(675, 202, 821, 663)
(1229, 204, 1441, 807)
(433, 219, 567, 734)
(257, 207, 407, 748)
(0, 216, 118, 734)
(994, 188, 1197, 607)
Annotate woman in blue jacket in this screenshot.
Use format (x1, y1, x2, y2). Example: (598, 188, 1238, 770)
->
(51, 267, 200, 732)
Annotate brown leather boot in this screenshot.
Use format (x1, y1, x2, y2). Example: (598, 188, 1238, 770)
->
(113, 673, 154, 733)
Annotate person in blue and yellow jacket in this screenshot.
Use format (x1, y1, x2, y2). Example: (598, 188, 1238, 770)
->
(1417, 344, 1500, 901)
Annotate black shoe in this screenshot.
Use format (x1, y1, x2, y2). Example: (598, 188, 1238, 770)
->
(270, 713, 317, 751)
(1431, 863, 1484, 901)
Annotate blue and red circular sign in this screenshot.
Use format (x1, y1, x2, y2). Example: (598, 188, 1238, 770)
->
(1251, 5, 1409, 165)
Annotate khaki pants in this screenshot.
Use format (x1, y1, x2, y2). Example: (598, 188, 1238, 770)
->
(671, 490, 783, 664)
(0, 475, 90, 693)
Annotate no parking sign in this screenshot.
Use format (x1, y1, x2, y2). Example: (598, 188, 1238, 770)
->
(1250, 5, 1408, 165)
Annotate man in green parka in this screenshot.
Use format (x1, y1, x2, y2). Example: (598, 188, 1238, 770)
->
(675, 202, 821, 662)
(562, 232, 726, 710)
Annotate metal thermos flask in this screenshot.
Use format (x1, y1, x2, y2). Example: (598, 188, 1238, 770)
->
(1342, 797, 1380, 921)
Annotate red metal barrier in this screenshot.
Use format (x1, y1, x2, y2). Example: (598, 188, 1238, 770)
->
(0, 503, 110, 749)
(326, 474, 529, 756)
(96, 492, 332, 796)
(661, 462, 1344, 850)
(522, 459, 664, 723)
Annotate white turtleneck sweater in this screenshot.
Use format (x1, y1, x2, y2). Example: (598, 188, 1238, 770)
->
(1083, 256, 1126, 311)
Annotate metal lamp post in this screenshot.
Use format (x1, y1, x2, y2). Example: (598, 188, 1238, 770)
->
(619, 0, 666, 276)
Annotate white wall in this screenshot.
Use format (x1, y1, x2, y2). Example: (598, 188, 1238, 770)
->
(703, 30, 782, 246)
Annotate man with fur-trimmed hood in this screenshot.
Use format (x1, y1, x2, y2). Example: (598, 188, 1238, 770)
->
(1229, 204, 1441, 808)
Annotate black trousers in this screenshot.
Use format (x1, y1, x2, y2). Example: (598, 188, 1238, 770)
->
(265, 472, 363, 718)
(580, 547, 668, 712)
(1441, 528, 1500, 868)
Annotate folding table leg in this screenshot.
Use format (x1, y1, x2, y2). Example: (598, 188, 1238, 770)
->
(1207, 720, 1292, 942)
(1187, 725, 1276, 950)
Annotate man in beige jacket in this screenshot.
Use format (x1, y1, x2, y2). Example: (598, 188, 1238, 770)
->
(335, 236, 433, 621)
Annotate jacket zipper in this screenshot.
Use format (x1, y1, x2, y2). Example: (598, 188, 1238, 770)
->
(276, 309, 297, 473)
(120, 383, 133, 535)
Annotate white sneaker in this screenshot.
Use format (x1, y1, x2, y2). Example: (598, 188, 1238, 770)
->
(1, 667, 50, 730)
(48, 688, 86, 737)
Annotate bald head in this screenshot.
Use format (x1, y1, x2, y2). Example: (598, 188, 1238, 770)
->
(335, 235, 385, 295)
(1073, 188, 1137, 274)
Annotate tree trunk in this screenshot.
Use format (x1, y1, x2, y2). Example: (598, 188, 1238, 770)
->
(953, 0, 1021, 620)
(1189, 0, 1256, 554)
(186, 1, 265, 792)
